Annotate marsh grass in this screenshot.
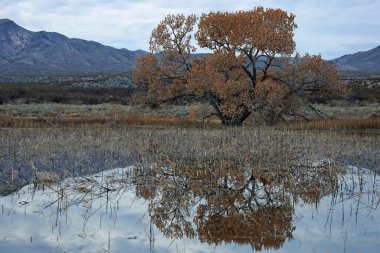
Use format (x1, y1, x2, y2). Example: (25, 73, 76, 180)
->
(34, 171, 60, 185)
(1, 101, 379, 195)
(0, 102, 218, 127)
(284, 117, 380, 130)
(0, 114, 219, 128)
(1, 104, 379, 130)
(1, 122, 379, 196)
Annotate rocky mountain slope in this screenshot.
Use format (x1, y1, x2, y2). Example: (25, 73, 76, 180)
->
(0, 19, 143, 75)
(331, 45, 380, 73)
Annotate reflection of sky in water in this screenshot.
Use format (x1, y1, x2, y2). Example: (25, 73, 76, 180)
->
(291, 167, 380, 253)
(0, 166, 379, 253)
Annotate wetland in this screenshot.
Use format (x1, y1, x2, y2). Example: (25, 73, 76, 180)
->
(0, 125, 379, 252)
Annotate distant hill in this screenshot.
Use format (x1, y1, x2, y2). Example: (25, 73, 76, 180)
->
(331, 45, 380, 74)
(0, 19, 147, 75)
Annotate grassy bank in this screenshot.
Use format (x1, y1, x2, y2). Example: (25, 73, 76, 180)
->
(1, 102, 380, 129)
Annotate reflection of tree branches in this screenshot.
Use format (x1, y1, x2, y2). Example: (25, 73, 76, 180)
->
(288, 164, 340, 205)
(192, 169, 295, 251)
(196, 205, 294, 251)
(323, 166, 380, 238)
(134, 166, 195, 239)
(134, 162, 341, 250)
(38, 169, 132, 229)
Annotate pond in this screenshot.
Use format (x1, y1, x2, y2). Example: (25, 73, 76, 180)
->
(0, 163, 379, 253)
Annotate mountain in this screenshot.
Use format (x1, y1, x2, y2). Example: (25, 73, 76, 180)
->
(1, 18, 379, 76)
(0, 19, 147, 75)
(331, 45, 380, 74)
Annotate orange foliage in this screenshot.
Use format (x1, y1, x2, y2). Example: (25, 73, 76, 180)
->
(149, 14, 197, 55)
(134, 14, 196, 107)
(134, 7, 347, 125)
(197, 7, 296, 56)
(254, 79, 288, 124)
(188, 52, 253, 122)
(196, 206, 294, 251)
(281, 53, 348, 98)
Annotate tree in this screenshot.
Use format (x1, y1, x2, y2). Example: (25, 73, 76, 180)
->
(134, 7, 347, 125)
(187, 51, 253, 124)
(196, 7, 296, 88)
(134, 14, 196, 108)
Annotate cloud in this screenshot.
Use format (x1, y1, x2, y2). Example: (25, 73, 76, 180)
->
(0, 0, 379, 58)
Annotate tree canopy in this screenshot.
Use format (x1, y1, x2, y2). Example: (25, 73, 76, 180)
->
(134, 7, 347, 125)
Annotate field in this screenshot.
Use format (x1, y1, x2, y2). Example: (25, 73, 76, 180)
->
(1, 79, 380, 128)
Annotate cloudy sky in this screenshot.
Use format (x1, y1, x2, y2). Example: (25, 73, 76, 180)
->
(0, 0, 379, 59)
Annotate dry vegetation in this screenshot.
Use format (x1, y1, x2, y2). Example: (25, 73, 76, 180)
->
(1, 123, 379, 196)
(0, 103, 218, 128)
(0, 83, 137, 105)
(1, 101, 379, 130)
(283, 117, 380, 130)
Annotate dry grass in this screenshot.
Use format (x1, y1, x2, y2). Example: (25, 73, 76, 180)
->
(2, 102, 380, 129)
(316, 102, 380, 118)
(0, 114, 220, 128)
(1, 123, 379, 195)
(1, 100, 379, 195)
(0, 102, 220, 128)
(284, 117, 380, 130)
(0, 102, 214, 124)
(2, 113, 379, 130)
(0, 102, 203, 118)
(34, 171, 60, 185)
(0, 103, 133, 117)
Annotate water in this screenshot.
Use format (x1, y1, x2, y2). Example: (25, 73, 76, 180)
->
(0, 164, 379, 253)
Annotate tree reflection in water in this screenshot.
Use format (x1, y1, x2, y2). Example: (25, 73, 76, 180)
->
(2, 162, 378, 253)
(133, 162, 341, 251)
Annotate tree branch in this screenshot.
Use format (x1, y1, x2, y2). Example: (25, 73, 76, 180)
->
(307, 103, 332, 119)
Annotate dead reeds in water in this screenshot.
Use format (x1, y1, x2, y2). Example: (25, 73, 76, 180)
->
(0, 121, 379, 196)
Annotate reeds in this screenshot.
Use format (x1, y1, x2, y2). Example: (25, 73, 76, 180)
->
(0, 113, 219, 128)
(1, 117, 379, 196)
(285, 117, 380, 130)
(2, 113, 380, 130)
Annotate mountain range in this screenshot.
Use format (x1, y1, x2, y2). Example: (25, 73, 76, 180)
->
(331, 45, 380, 73)
(0, 18, 379, 76)
(0, 19, 145, 75)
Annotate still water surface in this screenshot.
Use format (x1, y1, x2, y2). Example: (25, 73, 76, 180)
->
(0, 164, 379, 253)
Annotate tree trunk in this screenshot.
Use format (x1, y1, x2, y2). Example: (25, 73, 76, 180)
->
(209, 98, 252, 125)
(219, 110, 252, 126)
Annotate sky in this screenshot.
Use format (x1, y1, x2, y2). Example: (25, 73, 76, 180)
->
(0, 0, 379, 59)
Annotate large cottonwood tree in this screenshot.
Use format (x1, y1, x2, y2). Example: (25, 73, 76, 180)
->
(135, 7, 347, 125)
